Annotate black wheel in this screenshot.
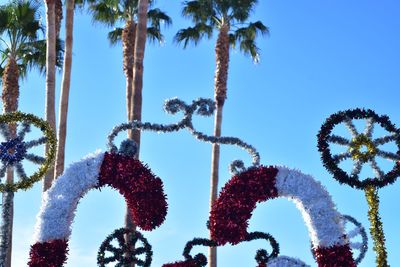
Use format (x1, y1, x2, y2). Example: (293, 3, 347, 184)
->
(317, 108, 400, 189)
(97, 228, 152, 267)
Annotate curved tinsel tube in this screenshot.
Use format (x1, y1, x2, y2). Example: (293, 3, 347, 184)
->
(365, 186, 389, 267)
(107, 98, 260, 174)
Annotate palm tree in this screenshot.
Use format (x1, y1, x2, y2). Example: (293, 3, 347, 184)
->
(90, 1, 170, 265)
(0, 1, 62, 265)
(54, 0, 80, 178)
(175, 1, 268, 266)
(89, 0, 171, 129)
(43, 0, 57, 191)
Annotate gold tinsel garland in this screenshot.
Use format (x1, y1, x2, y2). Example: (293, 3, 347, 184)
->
(365, 185, 389, 267)
(0, 112, 56, 192)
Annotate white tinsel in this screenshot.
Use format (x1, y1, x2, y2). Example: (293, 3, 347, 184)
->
(33, 151, 105, 242)
(275, 166, 347, 248)
(267, 256, 310, 267)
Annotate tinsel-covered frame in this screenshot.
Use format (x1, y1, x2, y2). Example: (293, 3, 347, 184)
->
(163, 232, 279, 267)
(317, 108, 400, 189)
(108, 98, 260, 174)
(209, 165, 356, 266)
(28, 151, 167, 266)
(97, 228, 152, 267)
(0, 112, 56, 192)
(318, 108, 400, 266)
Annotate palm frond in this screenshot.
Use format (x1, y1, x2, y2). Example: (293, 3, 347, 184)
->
(228, 0, 258, 22)
(174, 22, 213, 48)
(18, 37, 64, 77)
(107, 27, 123, 45)
(89, 0, 121, 27)
(239, 39, 260, 63)
(182, 0, 214, 23)
(146, 26, 163, 44)
(147, 8, 172, 29)
(231, 21, 268, 63)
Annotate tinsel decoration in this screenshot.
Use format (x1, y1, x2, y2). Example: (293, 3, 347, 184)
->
(28, 239, 68, 267)
(29, 150, 167, 266)
(107, 98, 260, 175)
(97, 228, 152, 267)
(209, 166, 279, 245)
(311, 214, 368, 265)
(317, 108, 400, 189)
(318, 109, 399, 266)
(210, 166, 355, 266)
(98, 152, 167, 230)
(0, 112, 57, 192)
(245, 232, 280, 266)
(163, 232, 279, 267)
(365, 186, 388, 267)
(266, 256, 310, 267)
(313, 244, 355, 267)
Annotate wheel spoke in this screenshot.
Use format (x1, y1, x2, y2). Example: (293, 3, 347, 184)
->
(327, 135, 351, 145)
(15, 163, 27, 180)
(132, 247, 146, 255)
(350, 242, 362, 250)
(370, 159, 385, 179)
(105, 244, 121, 255)
(24, 137, 47, 149)
(347, 227, 360, 239)
(351, 160, 363, 177)
(25, 154, 46, 164)
(332, 152, 351, 163)
(17, 122, 31, 139)
(376, 149, 400, 161)
(344, 118, 359, 137)
(374, 134, 398, 146)
(363, 118, 375, 138)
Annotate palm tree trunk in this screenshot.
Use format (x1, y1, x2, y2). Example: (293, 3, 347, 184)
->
(0, 58, 19, 267)
(122, 20, 136, 135)
(43, 0, 57, 191)
(208, 23, 230, 267)
(125, 2, 148, 266)
(54, 0, 74, 178)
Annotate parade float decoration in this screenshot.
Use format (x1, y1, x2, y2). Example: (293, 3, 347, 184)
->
(0, 112, 56, 265)
(318, 109, 400, 266)
(24, 99, 376, 266)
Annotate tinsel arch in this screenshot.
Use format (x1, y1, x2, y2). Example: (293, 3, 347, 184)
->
(209, 165, 356, 266)
(28, 151, 167, 266)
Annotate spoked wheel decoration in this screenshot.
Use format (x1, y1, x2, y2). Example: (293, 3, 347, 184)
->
(0, 112, 56, 265)
(318, 108, 400, 266)
(97, 228, 152, 267)
(162, 231, 279, 267)
(342, 215, 368, 265)
(0, 112, 56, 192)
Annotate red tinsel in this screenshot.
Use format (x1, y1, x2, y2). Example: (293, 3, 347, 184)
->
(98, 152, 168, 230)
(313, 244, 356, 267)
(162, 260, 198, 267)
(209, 166, 279, 245)
(28, 239, 68, 267)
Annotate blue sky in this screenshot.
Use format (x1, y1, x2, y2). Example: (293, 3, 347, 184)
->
(2, 0, 400, 266)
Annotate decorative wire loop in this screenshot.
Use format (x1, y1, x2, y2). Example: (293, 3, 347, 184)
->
(178, 232, 279, 267)
(97, 228, 152, 267)
(107, 98, 260, 171)
(317, 108, 400, 189)
(244, 232, 280, 265)
(182, 238, 217, 267)
(0, 112, 56, 192)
